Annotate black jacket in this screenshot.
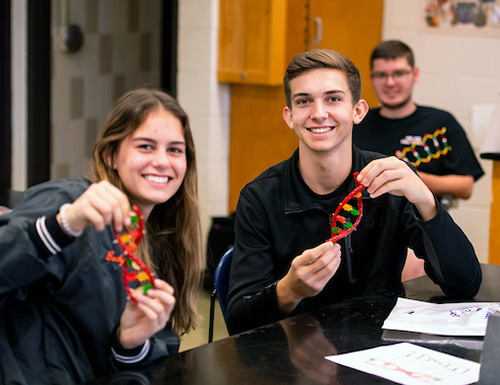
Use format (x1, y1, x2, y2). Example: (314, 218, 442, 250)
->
(226, 147, 482, 335)
(0, 179, 179, 385)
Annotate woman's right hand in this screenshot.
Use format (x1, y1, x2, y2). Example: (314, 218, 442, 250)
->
(118, 279, 176, 349)
(57, 180, 133, 235)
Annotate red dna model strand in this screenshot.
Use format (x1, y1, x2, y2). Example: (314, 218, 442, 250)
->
(327, 173, 366, 244)
(113, 205, 156, 302)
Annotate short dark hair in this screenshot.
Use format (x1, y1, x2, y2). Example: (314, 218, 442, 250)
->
(283, 49, 362, 108)
(370, 40, 415, 69)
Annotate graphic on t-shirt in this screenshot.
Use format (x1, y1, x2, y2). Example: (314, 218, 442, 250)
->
(399, 127, 452, 167)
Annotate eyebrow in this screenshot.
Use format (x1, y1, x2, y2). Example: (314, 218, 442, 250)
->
(292, 90, 346, 99)
(325, 90, 346, 96)
(132, 137, 186, 146)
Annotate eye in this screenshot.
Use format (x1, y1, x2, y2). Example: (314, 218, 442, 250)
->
(393, 70, 411, 79)
(328, 96, 341, 102)
(371, 72, 387, 80)
(168, 146, 186, 155)
(138, 144, 154, 151)
(295, 98, 309, 105)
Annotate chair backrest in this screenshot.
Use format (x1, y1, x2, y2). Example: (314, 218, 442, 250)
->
(214, 247, 233, 321)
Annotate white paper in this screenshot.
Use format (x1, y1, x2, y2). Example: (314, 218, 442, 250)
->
(382, 298, 500, 336)
(326, 343, 480, 385)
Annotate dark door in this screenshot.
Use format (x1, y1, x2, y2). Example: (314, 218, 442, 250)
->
(0, 1, 11, 189)
(27, 0, 51, 187)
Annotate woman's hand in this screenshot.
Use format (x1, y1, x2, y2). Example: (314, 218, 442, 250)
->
(117, 279, 176, 349)
(57, 181, 133, 235)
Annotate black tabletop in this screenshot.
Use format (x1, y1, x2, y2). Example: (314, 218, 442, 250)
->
(88, 263, 500, 385)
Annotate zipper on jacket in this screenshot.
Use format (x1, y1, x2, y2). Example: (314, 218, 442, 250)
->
(345, 234, 357, 284)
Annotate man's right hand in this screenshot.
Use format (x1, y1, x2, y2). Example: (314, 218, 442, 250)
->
(276, 241, 341, 315)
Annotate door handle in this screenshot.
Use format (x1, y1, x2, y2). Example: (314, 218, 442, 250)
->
(313, 17, 322, 45)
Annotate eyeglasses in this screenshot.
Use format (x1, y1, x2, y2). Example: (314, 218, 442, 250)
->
(370, 70, 413, 83)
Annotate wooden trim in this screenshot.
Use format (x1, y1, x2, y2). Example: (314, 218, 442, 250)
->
(489, 161, 500, 265)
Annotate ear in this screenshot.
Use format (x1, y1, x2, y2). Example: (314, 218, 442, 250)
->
(353, 99, 369, 125)
(283, 106, 294, 129)
(412, 66, 420, 85)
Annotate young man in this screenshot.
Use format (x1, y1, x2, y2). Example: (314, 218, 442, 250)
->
(353, 40, 484, 201)
(226, 49, 482, 335)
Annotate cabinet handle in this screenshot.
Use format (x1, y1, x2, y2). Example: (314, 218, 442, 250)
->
(313, 17, 322, 45)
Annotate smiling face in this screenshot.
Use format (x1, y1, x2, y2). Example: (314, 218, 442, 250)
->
(113, 108, 187, 218)
(283, 68, 368, 158)
(370, 57, 419, 114)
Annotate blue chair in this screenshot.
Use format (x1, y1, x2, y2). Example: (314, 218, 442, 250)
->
(208, 247, 233, 342)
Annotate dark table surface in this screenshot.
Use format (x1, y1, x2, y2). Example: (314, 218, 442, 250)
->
(87, 263, 500, 385)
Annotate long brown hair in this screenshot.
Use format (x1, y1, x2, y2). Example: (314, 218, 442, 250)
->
(91, 88, 203, 335)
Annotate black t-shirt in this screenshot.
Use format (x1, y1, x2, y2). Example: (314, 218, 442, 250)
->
(353, 106, 484, 181)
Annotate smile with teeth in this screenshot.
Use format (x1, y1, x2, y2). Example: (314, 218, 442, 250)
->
(308, 126, 334, 134)
(144, 175, 171, 184)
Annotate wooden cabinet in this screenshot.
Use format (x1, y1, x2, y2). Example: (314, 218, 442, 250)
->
(223, 0, 384, 211)
(307, 0, 384, 108)
(218, 0, 287, 85)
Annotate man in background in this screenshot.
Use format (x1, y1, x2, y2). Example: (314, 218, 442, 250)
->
(353, 40, 484, 280)
(353, 40, 483, 203)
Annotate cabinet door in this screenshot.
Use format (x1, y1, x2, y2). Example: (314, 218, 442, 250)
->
(307, 0, 384, 108)
(218, 0, 287, 85)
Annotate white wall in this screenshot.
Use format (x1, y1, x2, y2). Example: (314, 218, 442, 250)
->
(382, 0, 500, 262)
(11, 1, 27, 191)
(177, 0, 231, 249)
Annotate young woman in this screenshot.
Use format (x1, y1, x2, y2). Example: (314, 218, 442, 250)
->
(0, 89, 204, 384)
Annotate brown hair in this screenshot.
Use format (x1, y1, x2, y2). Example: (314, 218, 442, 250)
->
(284, 49, 362, 107)
(370, 40, 415, 69)
(91, 88, 203, 335)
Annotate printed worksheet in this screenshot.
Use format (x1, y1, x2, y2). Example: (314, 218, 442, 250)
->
(382, 298, 500, 336)
(326, 343, 480, 385)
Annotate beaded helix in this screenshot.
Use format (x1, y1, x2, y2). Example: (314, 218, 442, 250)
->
(113, 205, 155, 302)
(327, 173, 366, 244)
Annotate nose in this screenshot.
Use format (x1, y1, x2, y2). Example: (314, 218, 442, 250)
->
(152, 150, 170, 168)
(310, 101, 327, 120)
(385, 74, 397, 86)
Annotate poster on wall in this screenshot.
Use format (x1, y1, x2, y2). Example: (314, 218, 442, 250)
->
(426, 0, 500, 27)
